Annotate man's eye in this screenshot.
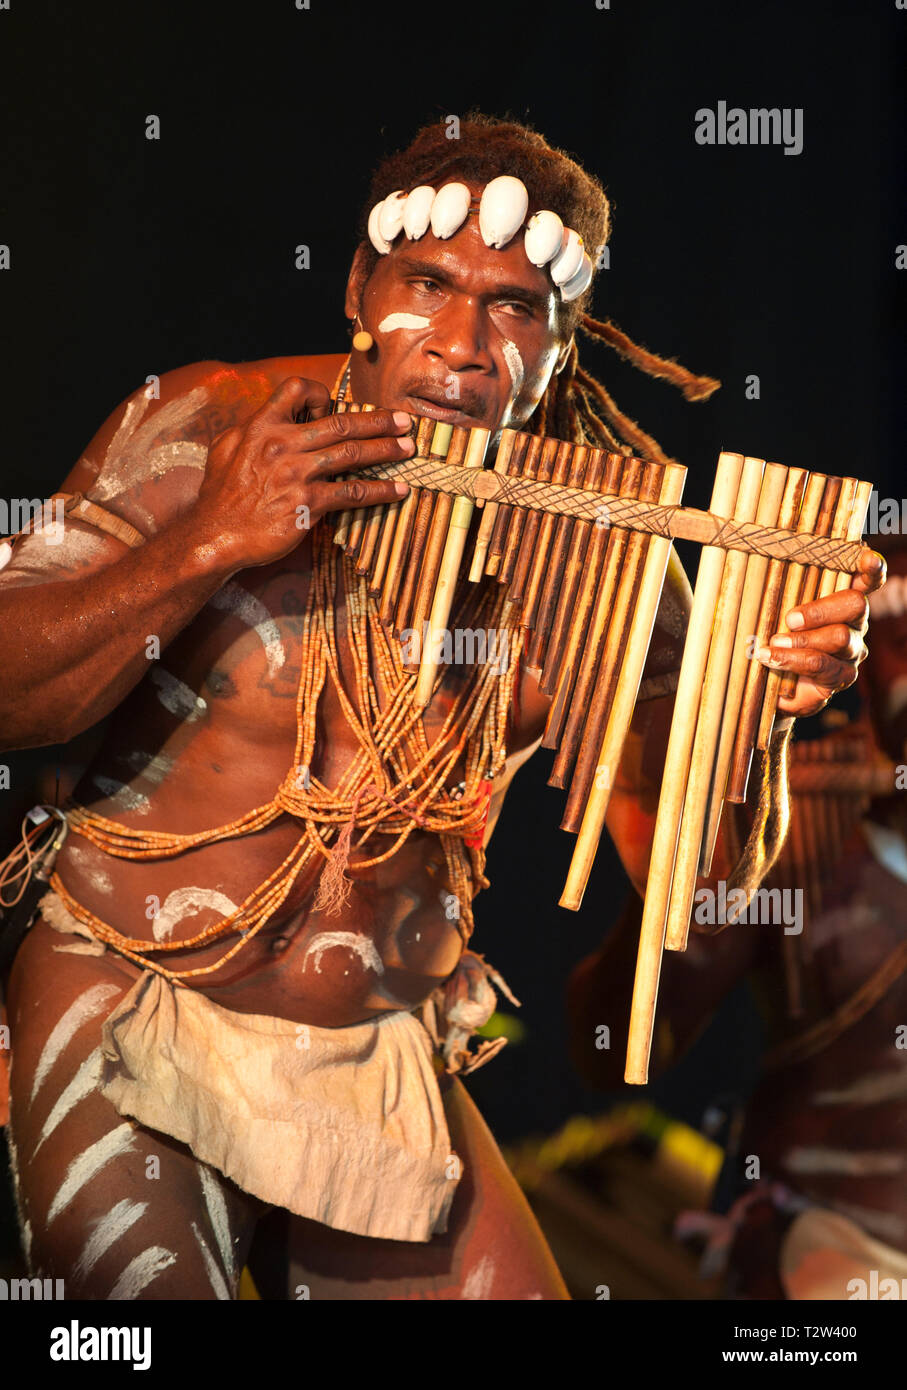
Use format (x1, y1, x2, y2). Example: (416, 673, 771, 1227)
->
(497, 301, 532, 317)
(413, 278, 441, 293)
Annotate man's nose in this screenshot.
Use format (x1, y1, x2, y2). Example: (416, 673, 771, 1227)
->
(426, 297, 494, 374)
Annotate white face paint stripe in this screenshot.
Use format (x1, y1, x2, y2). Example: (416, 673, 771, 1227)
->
(33, 1047, 105, 1156)
(500, 339, 524, 396)
(47, 1124, 138, 1225)
(73, 1199, 149, 1285)
(198, 1163, 235, 1282)
(460, 1253, 495, 1299)
(30, 985, 121, 1103)
(107, 1246, 177, 1301)
(150, 668, 207, 723)
(377, 312, 430, 333)
(152, 887, 240, 943)
(302, 932, 385, 975)
(191, 1221, 231, 1300)
(208, 582, 287, 679)
(91, 776, 151, 816)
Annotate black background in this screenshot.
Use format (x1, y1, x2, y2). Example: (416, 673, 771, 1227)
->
(1, 0, 904, 1152)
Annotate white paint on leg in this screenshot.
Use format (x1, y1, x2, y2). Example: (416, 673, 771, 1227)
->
(152, 887, 240, 943)
(73, 1199, 149, 1285)
(377, 313, 430, 333)
(150, 668, 207, 723)
(107, 1246, 177, 1300)
(30, 985, 121, 1103)
(208, 582, 286, 678)
(461, 1253, 495, 1300)
(34, 1047, 105, 1155)
(198, 1163, 235, 1282)
(191, 1221, 231, 1300)
(302, 932, 384, 976)
(47, 1124, 138, 1225)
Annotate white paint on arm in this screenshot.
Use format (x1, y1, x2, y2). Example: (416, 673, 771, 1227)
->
(92, 388, 210, 503)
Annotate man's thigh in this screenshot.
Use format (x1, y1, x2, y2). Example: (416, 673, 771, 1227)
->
(282, 1073, 569, 1300)
(5, 920, 260, 1299)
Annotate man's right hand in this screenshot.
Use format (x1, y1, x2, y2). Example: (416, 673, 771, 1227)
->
(192, 377, 414, 569)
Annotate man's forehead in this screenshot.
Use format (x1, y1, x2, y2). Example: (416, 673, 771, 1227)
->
(384, 222, 556, 300)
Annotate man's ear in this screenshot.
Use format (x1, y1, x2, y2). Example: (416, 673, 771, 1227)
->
(344, 244, 371, 321)
(555, 336, 575, 375)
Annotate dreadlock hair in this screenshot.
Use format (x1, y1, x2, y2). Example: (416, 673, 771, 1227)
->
(358, 113, 721, 465)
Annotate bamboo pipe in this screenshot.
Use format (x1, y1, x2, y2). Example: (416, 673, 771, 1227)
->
(405, 428, 470, 669)
(700, 462, 789, 873)
(663, 455, 767, 952)
(414, 427, 491, 707)
(484, 433, 531, 577)
(377, 418, 437, 624)
(528, 445, 597, 668)
(622, 452, 745, 1085)
(393, 421, 453, 637)
(559, 461, 687, 911)
(468, 430, 519, 582)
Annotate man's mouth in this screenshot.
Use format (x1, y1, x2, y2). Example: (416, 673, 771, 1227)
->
(403, 387, 490, 429)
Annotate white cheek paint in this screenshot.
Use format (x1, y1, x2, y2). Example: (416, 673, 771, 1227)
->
(208, 581, 286, 679)
(107, 1246, 177, 1300)
(191, 1221, 231, 1299)
(93, 387, 210, 502)
(47, 1123, 138, 1224)
(68, 846, 114, 895)
(302, 931, 385, 976)
(500, 339, 524, 396)
(198, 1164, 235, 1282)
(150, 668, 208, 723)
(460, 1254, 495, 1300)
(152, 887, 240, 943)
(30, 984, 122, 1103)
(34, 1047, 105, 1155)
(378, 313, 431, 333)
(73, 1198, 149, 1285)
(91, 776, 151, 816)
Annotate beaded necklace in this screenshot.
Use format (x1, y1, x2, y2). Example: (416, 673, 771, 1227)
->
(50, 363, 525, 984)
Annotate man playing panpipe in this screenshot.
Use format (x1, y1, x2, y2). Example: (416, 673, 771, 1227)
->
(0, 115, 882, 1300)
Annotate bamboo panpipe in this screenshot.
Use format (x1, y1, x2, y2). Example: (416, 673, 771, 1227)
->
(326, 396, 878, 1085)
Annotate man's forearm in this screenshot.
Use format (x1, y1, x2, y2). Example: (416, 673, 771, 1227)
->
(1, 512, 241, 749)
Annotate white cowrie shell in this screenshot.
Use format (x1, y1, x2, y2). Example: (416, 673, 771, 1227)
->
(378, 190, 407, 244)
(403, 185, 435, 240)
(478, 175, 529, 249)
(550, 229, 585, 286)
(523, 210, 564, 266)
(560, 251, 594, 303)
(430, 182, 471, 240)
(368, 202, 392, 255)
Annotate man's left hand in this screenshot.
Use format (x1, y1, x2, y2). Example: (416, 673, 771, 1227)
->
(757, 548, 887, 719)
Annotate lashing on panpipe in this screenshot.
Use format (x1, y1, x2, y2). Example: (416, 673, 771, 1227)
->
(329, 398, 876, 1083)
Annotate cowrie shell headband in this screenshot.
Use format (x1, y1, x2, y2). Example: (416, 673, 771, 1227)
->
(367, 175, 594, 303)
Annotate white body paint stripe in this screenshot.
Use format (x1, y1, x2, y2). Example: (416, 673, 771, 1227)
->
(152, 887, 240, 943)
(150, 668, 207, 722)
(209, 582, 286, 678)
(34, 1047, 105, 1155)
(461, 1253, 495, 1299)
(93, 386, 209, 502)
(812, 1069, 907, 1107)
(108, 1246, 177, 1300)
(73, 1199, 148, 1285)
(30, 985, 121, 1103)
(47, 1124, 138, 1225)
(302, 931, 385, 975)
(91, 776, 151, 815)
(782, 1147, 906, 1177)
(191, 1222, 231, 1300)
(121, 749, 174, 787)
(199, 1163, 235, 1282)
